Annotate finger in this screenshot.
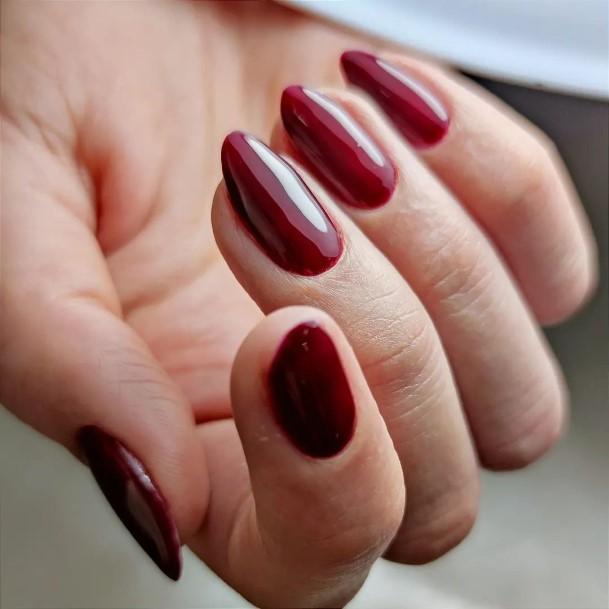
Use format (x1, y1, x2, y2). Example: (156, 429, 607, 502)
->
(1, 130, 208, 580)
(212, 132, 479, 563)
(192, 307, 405, 607)
(340, 50, 597, 325)
(274, 85, 566, 469)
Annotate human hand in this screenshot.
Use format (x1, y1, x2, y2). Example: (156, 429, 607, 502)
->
(1, 2, 596, 607)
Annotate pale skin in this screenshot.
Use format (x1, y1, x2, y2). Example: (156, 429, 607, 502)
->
(0, 1, 598, 608)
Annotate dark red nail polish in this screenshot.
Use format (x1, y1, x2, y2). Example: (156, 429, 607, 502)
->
(221, 131, 342, 276)
(341, 50, 449, 148)
(78, 426, 182, 581)
(281, 86, 396, 209)
(268, 321, 356, 458)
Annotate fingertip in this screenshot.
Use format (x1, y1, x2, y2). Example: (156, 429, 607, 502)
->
(536, 247, 599, 326)
(230, 305, 405, 555)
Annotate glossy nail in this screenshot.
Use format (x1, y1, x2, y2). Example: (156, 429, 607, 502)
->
(268, 321, 356, 458)
(341, 50, 449, 148)
(221, 131, 342, 276)
(78, 426, 182, 581)
(281, 86, 396, 209)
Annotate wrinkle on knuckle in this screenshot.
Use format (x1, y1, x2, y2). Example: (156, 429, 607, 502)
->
(345, 281, 406, 331)
(478, 370, 565, 468)
(424, 230, 497, 320)
(362, 309, 438, 398)
(480, 398, 564, 469)
(381, 360, 449, 435)
(317, 262, 441, 397)
(390, 490, 478, 563)
(301, 255, 451, 428)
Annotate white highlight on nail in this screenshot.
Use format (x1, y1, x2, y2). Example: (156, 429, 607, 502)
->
(246, 135, 329, 233)
(302, 88, 386, 167)
(377, 59, 448, 122)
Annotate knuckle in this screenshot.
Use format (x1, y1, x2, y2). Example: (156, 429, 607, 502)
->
(364, 315, 440, 402)
(480, 407, 564, 470)
(507, 138, 558, 222)
(520, 155, 553, 203)
(479, 374, 566, 470)
(424, 227, 496, 318)
(386, 487, 478, 564)
(537, 251, 597, 325)
(504, 135, 596, 324)
(336, 270, 441, 401)
(537, 225, 598, 326)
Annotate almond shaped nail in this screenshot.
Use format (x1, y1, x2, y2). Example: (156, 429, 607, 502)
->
(268, 321, 356, 458)
(78, 426, 182, 581)
(221, 131, 343, 276)
(281, 85, 396, 209)
(341, 50, 449, 148)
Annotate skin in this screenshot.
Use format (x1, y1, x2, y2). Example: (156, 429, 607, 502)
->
(0, 1, 597, 607)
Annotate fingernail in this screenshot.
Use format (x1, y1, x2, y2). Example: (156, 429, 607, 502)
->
(78, 426, 182, 581)
(281, 86, 396, 209)
(268, 321, 356, 458)
(341, 50, 449, 148)
(221, 131, 342, 276)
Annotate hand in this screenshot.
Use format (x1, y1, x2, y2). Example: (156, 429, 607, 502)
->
(1, 2, 597, 607)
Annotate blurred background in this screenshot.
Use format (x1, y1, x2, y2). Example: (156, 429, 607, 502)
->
(1, 1, 607, 608)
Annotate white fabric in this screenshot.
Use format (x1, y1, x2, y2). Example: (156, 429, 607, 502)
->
(282, 0, 609, 99)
